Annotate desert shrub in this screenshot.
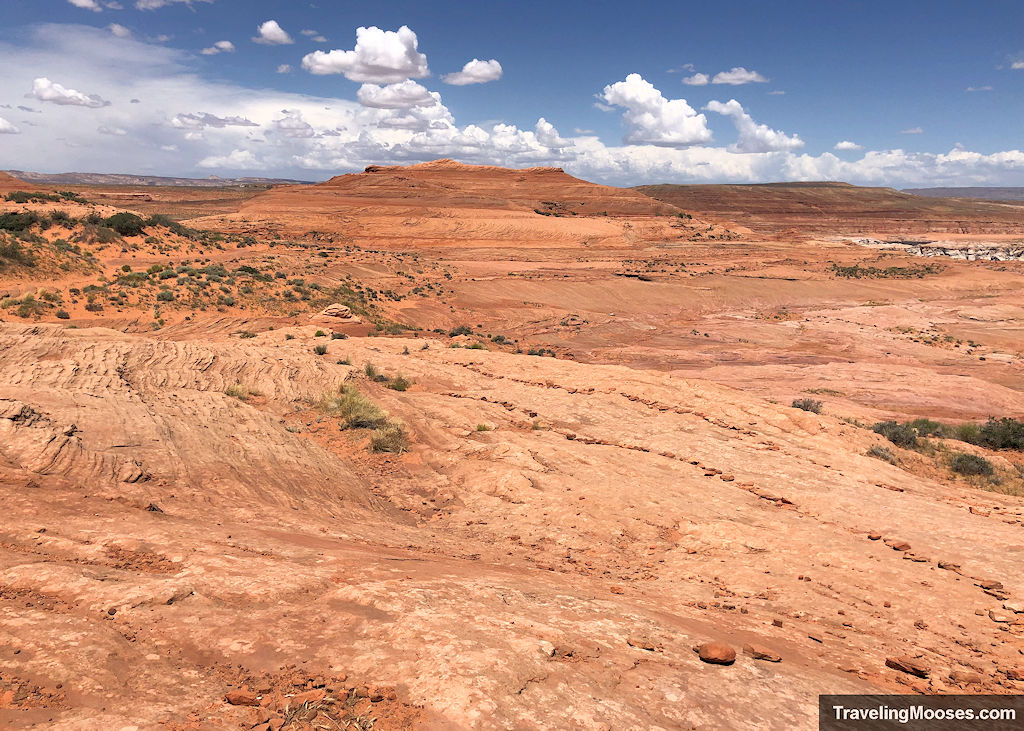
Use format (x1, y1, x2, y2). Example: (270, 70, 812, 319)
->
(84, 302, 103, 312)
(466, 342, 487, 350)
(949, 452, 994, 476)
(476, 423, 492, 432)
(314, 330, 326, 337)
(0, 211, 39, 232)
(867, 445, 897, 464)
(104, 212, 146, 237)
(313, 344, 328, 355)
(0, 239, 34, 266)
(873, 421, 919, 449)
(237, 331, 257, 339)
(387, 375, 411, 391)
(976, 417, 1024, 450)
(55, 309, 70, 319)
(370, 422, 409, 454)
(319, 385, 387, 429)
(905, 418, 944, 436)
(330, 332, 347, 340)
(156, 290, 174, 302)
(792, 398, 822, 414)
(225, 383, 258, 401)
(363, 363, 378, 379)
(449, 325, 473, 337)
(48, 210, 71, 225)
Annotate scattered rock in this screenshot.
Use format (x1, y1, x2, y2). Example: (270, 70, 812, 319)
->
(145, 503, 164, 513)
(988, 610, 1013, 624)
(626, 634, 658, 652)
(885, 656, 929, 678)
(743, 643, 781, 662)
(949, 670, 983, 685)
(867, 531, 882, 540)
(1006, 668, 1024, 682)
(694, 642, 736, 665)
(937, 560, 961, 573)
(609, 586, 625, 595)
(1004, 601, 1024, 614)
(225, 689, 260, 706)
(883, 538, 912, 552)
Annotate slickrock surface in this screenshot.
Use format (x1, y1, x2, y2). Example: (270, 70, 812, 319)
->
(1, 323, 1023, 728)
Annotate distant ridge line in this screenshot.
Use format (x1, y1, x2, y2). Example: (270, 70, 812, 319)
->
(3, 170, 314, 188)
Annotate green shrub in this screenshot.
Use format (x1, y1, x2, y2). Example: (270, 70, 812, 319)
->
(370, 422, 409, 454)
(55, 309, 70, 319)
(0, 211, 39, 232)
(476, 423, 492, 432)
(314, 329, 326, 337)
(319, 385, 387, 429)
(388, 375, 411, 391)
(330, 332, 347, 340)
(977, 418, 1024, 450)
(104, 212, 146, 237)
(950, 452, 994, 476)
(364, 363, 378, 379)
(873, 421, 919, 449)
(867, 444, 897, 464)
(156, 290, 174, 302)
(0, 240, 34, 266)
(792, 398, 822, 414)
(449, 325, 473, 337)
(313, 344, 328, 355)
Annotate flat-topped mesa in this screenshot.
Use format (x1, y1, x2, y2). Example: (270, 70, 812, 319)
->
(360, 159, 565, 175)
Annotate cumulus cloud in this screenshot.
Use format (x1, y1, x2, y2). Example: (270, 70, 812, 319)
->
(535, 117, 571, 148)
(197, 148, 260, 170)
(29, 77, 110, 108)
(108, 24, 131, 38)
(712, 67, 769, 85)
(201, 40, 235, 55)
(1011, 61, 1024, 70)
(302, 25, 428, 83)
(600, 73, 712, 147)
(171, 112, 258, 129)
(682, 72, 709, 86)
(834, 140, 863, 151)
(705, 99, 803, 153)
(901, 126, 923, 134)
(442, 58, 502, 85)
(277, 64, 292, 74)
(68, 0, 101, 11)
(0, 117, 21, 134)
(272, 109, 315, 138)
(357, 80, 436, 109)
(253, 20, 293, 46)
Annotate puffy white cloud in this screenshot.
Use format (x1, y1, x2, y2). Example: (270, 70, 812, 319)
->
(272, 109, 315, 138)
(171, 112, 258, 129)
(682, 73, 709, 86)
(277, 64, 292, 74)
(535, 117, 571, 148)
(197, 148, 261, 170)
(253, 20, 293, 46)
(706, 99, 803, 153)
(834, 140, 863, 151)
(712, 67, 768, 85)
(30, 77, 110, 108)
(0, 117, 20, 134)
(108, 23, 131, 38)
(68, 0, 101, 11)
(901, 126, 923, 134)
(442, 58, 502, 86)
(357, 80, 436, 109)
(600, 73, 712, 147)
(1011, 61, 1024, 70)
(302, 25, 428, 83)
(201, 40, 235, 55)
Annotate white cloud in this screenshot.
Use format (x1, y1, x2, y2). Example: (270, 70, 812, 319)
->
(108, 23, 131, 38)
(272, 109, 315, 138)
(705, 98, 803, 152)
(1011, 61, 1024, 70)
(253, 20, 293, 46)
(29, 77, 110, 108)
(682, 73, 709, 86)
(0, 117, 21, 134)
(357, 80, 436, 109)
(277, 64, 292, 74)
(171, 112, 258, 129)
(201, 40, 235, 55)
(535, 117, 571, 148)
(68, 0, 101, 10)
(767, 90, 786, 96)
(901, 126, 923, 134)
(301, 30, 327, 42)
(600, 73, 712, 147)
(712, 67, 769, 85)
(197, 148, 260, 169)
(442, 58, 502, 86)
(302, 25, 428, 83)
(135, 0, 211, 9)
(98, 125, 127, 135)
(966, 85, 992, 92)
(834, 140, 863, 151)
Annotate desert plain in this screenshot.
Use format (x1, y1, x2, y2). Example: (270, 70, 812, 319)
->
(1, 160, 1024, 729)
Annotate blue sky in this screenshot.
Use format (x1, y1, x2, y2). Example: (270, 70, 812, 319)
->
(1, 0, 1024, 185)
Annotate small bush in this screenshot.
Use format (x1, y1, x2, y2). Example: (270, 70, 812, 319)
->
(55, 309, 70, 319)
(320, 385, 387, 429)
(0, 211, 39, 232)
(950, 452, 994, 476)
(476, 424, 492, 432)
(156, 290, 174, 302)
(364, 363, 378, 379)
(370, 422, 409, 454)
(0, 240, 34, 266)
(792, 398, 822, 414)
(449, 325, 473, 337)
(867, 445, 897, 464)
(873, 421, 919, 449)
(313, 344, 328, 355)
(314, 329, 326, 337)
(330, 332, 347, 340)
(977, 417, 1024, 450)
(225, 383, 258, 401)
(104, 212, 146, 237)
(388, 375, 411, 391)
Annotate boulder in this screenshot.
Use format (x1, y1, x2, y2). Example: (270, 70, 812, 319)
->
(885, 656, 929, 678)
(695, 642, 736, 665)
